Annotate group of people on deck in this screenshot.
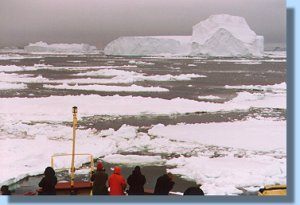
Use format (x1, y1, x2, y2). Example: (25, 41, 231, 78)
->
(90, 161, 204, 196)
(1, 162, 204, 196)
(90, 162, 188, 195)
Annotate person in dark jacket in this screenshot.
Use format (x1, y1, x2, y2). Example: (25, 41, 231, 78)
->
(91, 162, 108, 195)
(183, 185, 205, 195)
(1, 185, 11, 195)
(127, 166, 146, 195)
(38, 167, 57, 195)
(154, 172, 175, 195)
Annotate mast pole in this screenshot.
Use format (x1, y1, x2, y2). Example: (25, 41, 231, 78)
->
(70, 106, 78, 188)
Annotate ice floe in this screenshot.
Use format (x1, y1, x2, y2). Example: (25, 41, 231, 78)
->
(166, 156, 286, 195)
(198, 95, 222, 100)
(0, 65, 40, 72)
(0, 72, 50, 83)
(148, 118, 286, 151)
(73, 69, 205, 83)
(43, 83, 169, 92)
(0, 54, 43, 60)
(264, 51, 286, 58)
(0, 90, 285, 124)
(102, 154, 165, 166)
(128, 60, 155, 65)
(225, 82, 286, 93)
(0, 88, 286, 122)
(0, 82, 27, 90)
(0, 65, 205, 85)
(0, 123, 117, 185)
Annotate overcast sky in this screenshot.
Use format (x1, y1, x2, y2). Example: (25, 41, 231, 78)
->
(0, 0, 286, 49)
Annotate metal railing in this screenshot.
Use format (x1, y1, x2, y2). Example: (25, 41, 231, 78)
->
(51, 153, 95, 180)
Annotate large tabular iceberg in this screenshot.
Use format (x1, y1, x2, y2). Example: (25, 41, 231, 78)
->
(104, 14, 264, 57)
(24, 41, 98, 54)
(104, 36, 191, 56)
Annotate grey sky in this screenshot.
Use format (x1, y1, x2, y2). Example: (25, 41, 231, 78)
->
(0, 0, 286, 49)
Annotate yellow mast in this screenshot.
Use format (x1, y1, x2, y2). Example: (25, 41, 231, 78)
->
(70, 106, 78, 187)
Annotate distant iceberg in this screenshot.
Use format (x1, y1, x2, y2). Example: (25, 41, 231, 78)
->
(104, 14, 264, 57)
(24, 41, 99, 54)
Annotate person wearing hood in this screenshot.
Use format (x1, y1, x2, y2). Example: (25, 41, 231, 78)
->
(91, 162, 108, 195)
(38, 167, 57, 195)
(154, 172, 175, 195)
(108, 166, 127, 195)
(127, 166, 146, 195)
(183, 184, 205, 195)
(1, 185, 11, 195)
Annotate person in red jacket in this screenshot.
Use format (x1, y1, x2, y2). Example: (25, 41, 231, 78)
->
(108, 166, 127, 195)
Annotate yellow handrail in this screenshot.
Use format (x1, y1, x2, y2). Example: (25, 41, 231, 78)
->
(258, 185, 287, 196)
(51, 153, 95, 180)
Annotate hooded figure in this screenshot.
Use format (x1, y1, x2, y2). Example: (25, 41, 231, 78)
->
(108, 166, 127, 195)
(38, 167, 57, 195)
(154, 172, 175, 195)
(183, 185, 205, 195)
(1, 185, 11, 195)
(127, 166, 146, 195)
(91, 162, 108, 195)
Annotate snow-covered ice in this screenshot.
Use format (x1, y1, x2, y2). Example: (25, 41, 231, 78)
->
(198, 95, 222, 100)
(0, 65, 205, 85)
(148, 118, 286, 151)
(166, 156, 286, 195)
(71, 69, 205, 84)
(0, 90, 285, 123)
(128, 60, 155, 65)
(0, 65, 40, 72)
(225, 82, 286, 93)
(0, 54, 43, 60)
(0, 118, 286, 195)
(211, 59, 262, 64)
(102, 154, 165, 166)
(264, 51, 286, 58)
(44, 83, 169, 92)
(0, 72, 50, 83)
(0, 82, 27, 90)
(0, 124, 117, 185)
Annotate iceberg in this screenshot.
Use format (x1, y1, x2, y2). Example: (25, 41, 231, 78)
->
(191, 14, 264, 57)
(104, 36, 191, 56)
(24, 41, 99, 54)
(104, 14, 264, 57)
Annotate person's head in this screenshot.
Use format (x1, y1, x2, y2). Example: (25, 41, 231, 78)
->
(97, 161, 104, 171)
(114, 166, 121, 175)
(1, 185, 10, 195)
(167, 172, 173, 180)
(133, 166, 141, 175)
(44, 167, 56, 178)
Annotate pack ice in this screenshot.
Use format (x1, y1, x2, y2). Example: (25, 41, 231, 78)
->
(104, 14, 264, 57)
(24, 41, 98, 54)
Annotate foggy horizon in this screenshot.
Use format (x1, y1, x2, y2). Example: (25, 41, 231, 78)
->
(0, 0, 286, 49)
